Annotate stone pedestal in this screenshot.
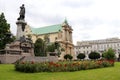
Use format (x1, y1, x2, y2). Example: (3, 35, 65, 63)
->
(16, 20, 27, 40)
(0, 40, 35, 63)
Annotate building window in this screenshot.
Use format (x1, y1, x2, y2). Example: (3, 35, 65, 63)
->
(87, 51, 89, 54)
(84, 51, 85, 53)
(117, 44, 119, 46)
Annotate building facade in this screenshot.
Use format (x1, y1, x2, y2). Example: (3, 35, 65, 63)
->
(75, 38, 120, 59)
(24, 20, 75, 59)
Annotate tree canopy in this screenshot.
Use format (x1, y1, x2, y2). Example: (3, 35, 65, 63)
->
(34, 34, 62, 57)
(77, 53, 86, 60)
(34, 38, 46, 56)
(102, 48, 115, 60)
(0, 13, 15, 50)
(64, 54, 73, 60)
(46, 43, 56, 52)
(88, 51, 100, 60)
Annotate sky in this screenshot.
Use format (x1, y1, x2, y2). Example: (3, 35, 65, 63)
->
(1, 0, 120, 45)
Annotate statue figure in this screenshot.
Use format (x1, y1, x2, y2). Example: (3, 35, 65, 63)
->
(17, 4, 25, 20)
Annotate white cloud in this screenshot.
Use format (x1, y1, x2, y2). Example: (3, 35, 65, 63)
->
(1, 0, 120, 45)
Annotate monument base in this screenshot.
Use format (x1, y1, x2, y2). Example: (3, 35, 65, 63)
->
(16, 20, 27, 40)
(0, 39, 34, 63)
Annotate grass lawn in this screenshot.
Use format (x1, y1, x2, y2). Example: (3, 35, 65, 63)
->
(0, 62, 120, 80)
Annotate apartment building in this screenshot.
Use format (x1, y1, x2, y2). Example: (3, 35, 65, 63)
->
(75, 38, 120, 59)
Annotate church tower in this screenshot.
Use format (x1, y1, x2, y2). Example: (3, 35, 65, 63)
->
(58, 19, 75, 59)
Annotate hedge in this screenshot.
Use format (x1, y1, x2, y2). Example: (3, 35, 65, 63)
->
(15, 60, 115, 73)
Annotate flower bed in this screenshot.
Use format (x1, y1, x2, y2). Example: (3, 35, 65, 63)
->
(15, 60, 114, 73)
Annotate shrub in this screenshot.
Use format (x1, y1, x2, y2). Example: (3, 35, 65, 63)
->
(61, 48, 65, 52)
(89, 51, 100, 60)
(69, 56, 73, 60)
(34, 38, 46, 56)
(64, 54, 73, 60)
(77, 53, 86, 60)
(102, 48, 115, 60)
(15, 60, 114, 73)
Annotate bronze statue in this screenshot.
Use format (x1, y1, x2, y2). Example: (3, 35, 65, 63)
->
(17, 4, 25, 20)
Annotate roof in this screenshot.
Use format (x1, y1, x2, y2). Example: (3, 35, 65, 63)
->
(31, 24, 62, 35)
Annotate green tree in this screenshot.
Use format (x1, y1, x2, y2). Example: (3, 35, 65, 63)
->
(34, 38, 46, 56)
(44, 34, 50, 44)
(43, 34, 50, 56)
(103, 48, 115, 60)
(47, 42, 61, 56)
(77, 53, 86, 60)
(89, 51, 100, 60)
(64, 54, 73, 60)
(69, 55, 73, 60)
(0, 13, 15, 50)
(55, 42, 61, 56)
(46, 43, 56, 52)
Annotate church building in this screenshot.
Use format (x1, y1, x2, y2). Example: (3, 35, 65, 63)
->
(24, 19, 75, 59)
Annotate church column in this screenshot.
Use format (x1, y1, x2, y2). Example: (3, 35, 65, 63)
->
(70, 47, 71, 54)
(62, 29, 66, 41)
(70, 32, 73, 43)
(66, 29, 69, 41)
(65, 30, 67, 41)
(65, 44, 67, 54)
(70, 29, 73, 43)
(68, 31, 70, 42)
(71, 47, 75, 59)
(69, 32, 71, 42)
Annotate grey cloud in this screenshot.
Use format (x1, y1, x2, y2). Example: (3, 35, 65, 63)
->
(73, 32, 91, 41)
(60, 0, 94, 8)
(109, 19, 120, 27)
(77, 18, 104, 30)
(39, 15, 64, 24)
(81, 34, 91, 40)
(26, 11, 64, 27)
(80, 18, 103, 26)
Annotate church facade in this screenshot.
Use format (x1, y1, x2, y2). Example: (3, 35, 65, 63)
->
(24, 20, 75, 59)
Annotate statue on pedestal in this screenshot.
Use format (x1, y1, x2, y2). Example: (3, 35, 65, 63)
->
(17, 4, 25, 20)
(16, 4, 27, 40)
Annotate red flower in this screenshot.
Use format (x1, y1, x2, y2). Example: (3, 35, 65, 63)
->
(96, 61, 102, 65)
(108, 60, 115, 64)
(21, 61, 25, 64)
(64, 64, 67, 67)
(31, 61, 34, 64)
(55, 64, 59, 67)
(72, 62, 77, 66)
(49, 62, 54, 65)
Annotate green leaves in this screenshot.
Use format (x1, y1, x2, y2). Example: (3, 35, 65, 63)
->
(64, 54, 73, 60)
(0, 13, 15, 50)
(46, 43, 55, 52)
(15, 60, 114, 73)
(34, 38, 46, 56)
(77, 53, 86, 60)
(103, 48, 115, 60)
(89, 51, 100, 60)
